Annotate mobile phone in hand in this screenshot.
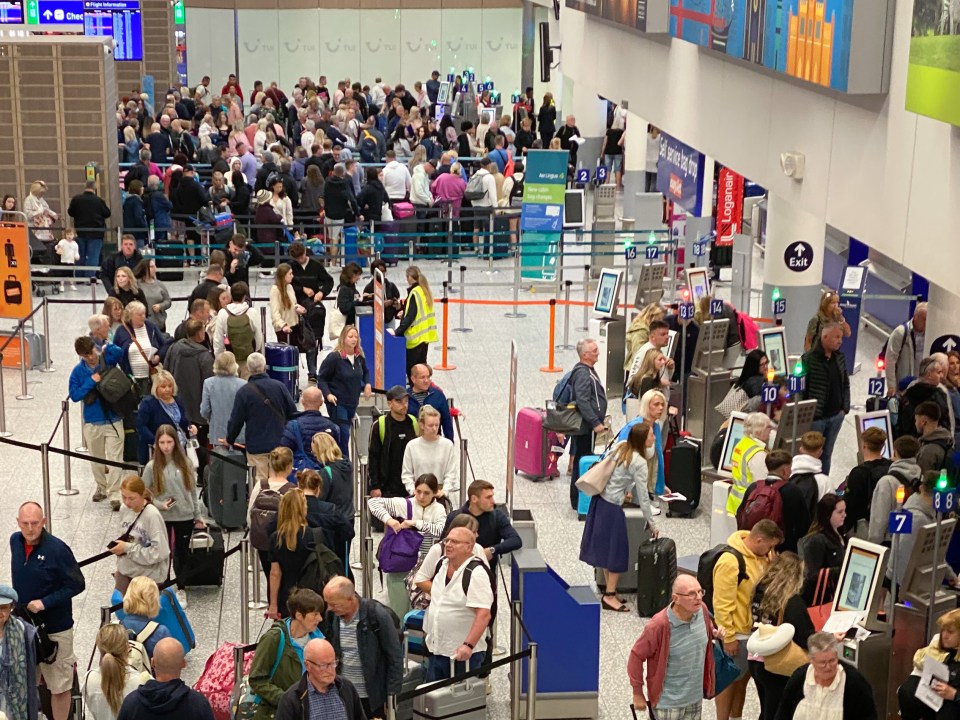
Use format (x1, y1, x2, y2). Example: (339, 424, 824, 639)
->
(165, 498, 177, 509)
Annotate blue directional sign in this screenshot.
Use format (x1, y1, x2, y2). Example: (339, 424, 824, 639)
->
(867, 377, 886, 398)
(788, 374, 805, 394)
(710, 299, 724, 317)
(773, 298, 787, 315)
(30, 0, 83, 24)
(761, 383, 778, 405)
(679, 303, 695, 321)
(888, 511, 912, 535)
(934, 489, 956, 514)
(596, 166, 608, 183)
(575, 168, 590, 184)
(645, 245, 659, 261)
(693, 240, 706, 257)
(624, 246, 637, 260)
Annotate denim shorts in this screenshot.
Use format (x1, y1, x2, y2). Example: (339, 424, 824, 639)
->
(604, 154, 623, 172)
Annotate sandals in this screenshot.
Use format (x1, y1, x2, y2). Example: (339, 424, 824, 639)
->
(601, 592, 630, 613)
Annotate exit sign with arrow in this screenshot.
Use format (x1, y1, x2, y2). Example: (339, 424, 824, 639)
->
(932, 335, 960, 355)
(784, 241, 814, 273)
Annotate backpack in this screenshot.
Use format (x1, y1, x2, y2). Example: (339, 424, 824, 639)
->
(736, 479, 786, 532)
(225, 307, 256, 362)
(126, 621, 158, 675)
(509, 176, 525, 203)
(297, 528, 343, 592)
(431, 556, 491, 597)
(552, 367, 581, 404)
(376, 499, 424, 573)
(463, 172, 487, 202)
(359, 130, 379, 163)
(878, 321, 911, 365)
(697, 544, 748, 612)
(483, 131, 497, 152)
(191, 641, 255, 720)
(377, 414, 419, 443)
(249, 479, 295, 551)
(287, 420, 323, 482)
(789, 472, 820, 519)
(736, 311, 760, 351)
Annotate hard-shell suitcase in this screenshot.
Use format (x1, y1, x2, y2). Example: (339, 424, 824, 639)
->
(113, 587, 196, 654)
(636, 537, 677, 617)
(578, 454, 600, 519)
(154, 240, 185, 281)
(265, 342, 299, 399)
(413, 659, 486, 720)
(514, 407, 549, 479)
(595, 507, 650, 593)
(666, 438, 702, 518)
(178, 526, 226, 587)
(207, 449, 249, 529)
(403, 609, 427, 662)
(0, 330, 45, 369)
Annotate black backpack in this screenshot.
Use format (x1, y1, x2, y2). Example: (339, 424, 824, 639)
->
(697, 544, 747, 612)
(297, 529, 343, 593)
(789, 472, 819, 519)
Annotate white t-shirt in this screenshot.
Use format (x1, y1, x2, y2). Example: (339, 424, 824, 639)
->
(422, 556, 494, 657)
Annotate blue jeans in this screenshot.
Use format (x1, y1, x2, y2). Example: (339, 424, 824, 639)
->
(327, 403, 356, 459)
(424, 651, 486, 682)
(76, 234, 103, 278)
(810, 412, 844, 475)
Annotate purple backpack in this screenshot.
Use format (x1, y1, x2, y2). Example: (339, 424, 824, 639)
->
(376, 499, 423, 573)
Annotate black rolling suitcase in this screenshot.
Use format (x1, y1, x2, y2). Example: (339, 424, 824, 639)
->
(207, 449, 249, 529)
(154, 240, 185, 281)
(636, 537, 677, 618)
(178, 527, 226, 587)
(666, 438, 702, 518)
(122, 411, 139, 463)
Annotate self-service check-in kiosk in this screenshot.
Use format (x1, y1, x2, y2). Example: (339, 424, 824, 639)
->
(589, 269, 625, 398)
(684, 318, 730, 442)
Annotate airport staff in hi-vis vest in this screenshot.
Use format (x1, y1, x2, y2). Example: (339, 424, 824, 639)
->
(726, 412, 774, 515)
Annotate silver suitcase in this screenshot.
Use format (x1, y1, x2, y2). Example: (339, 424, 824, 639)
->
(412, 659, 486, 719)
(595, 506, 650, 592)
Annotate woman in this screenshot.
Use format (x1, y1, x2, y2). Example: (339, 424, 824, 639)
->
(247, 447, 297, 587)
(799, 494, 847, 606)
(267, 490, 325, 619)
(804, 291, 851, 352)
(431, 161, 467, 218)
(23, 180, 57, 241)
(120, 575, 173, 659)
(580, 422, 659, 612)
(113, 266, 147, 308)
(121, 125, 141, 163)
(335, 262, 364, 330)
(298, 468, 354, 571)
(136, 370, 196, 465)
(369, 473, 446, 615)
(599, 114, 625, 190)
(133, 258, 172, 333)
(101, 296, 124, 340)
(147, 175, 173, 242)
(356, 167, 387, 225)
(898, 608, 960, 720)
(201, 351, 247, 446)
(362, 259, 402, 326)
(945, 351, 960, 450)
(537, 93, 557, 147)
(1, 194, 18, 222)
(269, 263, 305, 345)
(395, 266, 437, 377)
(619, 389, 669, 503)
(626, 349, 670, 404)
(310, 433, 355, 572)
(401, 405, 458, 499)
(110, 475, 171, 592)
(209, 170, 232, 208)
(83, 623, 149, 720)
(298, 165, 325, 236)
(122, 180, 149, 248)
(776, 631, 877, 719)
(248, 588, 326, 720)
(0, 583, 39, 720)
(749, 552, 815, 720)
(142, 425, 205, 606)
(113, 301, 165, 396)
(317, 325, 372, 458)
(253, 188, 285, 251)
(230, 170, 253, 219)
(736, 349, 771, 398)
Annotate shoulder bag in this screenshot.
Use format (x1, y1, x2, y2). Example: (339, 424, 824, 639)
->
(544, 367, 584, 433)
(575, 440, 621, 497)
(715, 384, 749, 419)
(807, 568, 833, 632)
(125, 323, 161, 376)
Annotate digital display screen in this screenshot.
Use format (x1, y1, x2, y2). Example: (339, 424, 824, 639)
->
(83, 0, 142, 61)
(0, 1, 23, 23)
(835, 545, 881, 613)
(594, 269, 621, 316)
(859, 414, 893, 459)
(721, 413, 747, 473)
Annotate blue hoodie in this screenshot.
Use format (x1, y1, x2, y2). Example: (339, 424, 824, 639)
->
(117, 679, 214, 720)
(68, 343, 124, 425)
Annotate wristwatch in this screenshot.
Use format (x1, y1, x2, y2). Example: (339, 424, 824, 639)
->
(462, 641, 474, 650)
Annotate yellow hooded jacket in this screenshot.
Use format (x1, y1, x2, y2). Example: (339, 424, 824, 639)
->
(713, 530, 770, 637)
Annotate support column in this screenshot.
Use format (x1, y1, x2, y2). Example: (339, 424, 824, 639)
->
(762, 194, 826, 355)
(521, 0, 536, 96)
(622, 111, 651, 220)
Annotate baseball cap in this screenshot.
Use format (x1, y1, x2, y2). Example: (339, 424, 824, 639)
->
(0, 583, 18, 605)
(386, 385, 408, 401)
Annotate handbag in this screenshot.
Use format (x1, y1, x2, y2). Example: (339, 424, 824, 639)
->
(381, 202, 394, 222)
(14, 606, 59, 665)
(185, 441, 200, 470)
(328, 291, 351, 340)
(95, 361, 140, 416)
(715, 384, 749, 418)
(575, 442, 620, 497)
(710, 638, 742, 698)
(764, 640, 809, 677)
(543, 400, 582, 434)
(807, 568, 833, 632)
(292, 321, 316, 353)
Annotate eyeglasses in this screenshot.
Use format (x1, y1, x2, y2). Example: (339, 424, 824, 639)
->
(305, 659, 337, 671)
(676, 589, 705, 599)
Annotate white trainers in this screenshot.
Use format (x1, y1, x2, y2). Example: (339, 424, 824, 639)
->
(176, 589, 188, 609)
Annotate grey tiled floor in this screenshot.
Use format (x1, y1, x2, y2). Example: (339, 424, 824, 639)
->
(0, 248, 882, 720)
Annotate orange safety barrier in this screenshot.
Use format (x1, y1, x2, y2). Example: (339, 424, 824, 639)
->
(540, 299, 563, 374)
(435, 297, 457, 371)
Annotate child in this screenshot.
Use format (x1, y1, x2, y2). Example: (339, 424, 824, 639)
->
(55, 229, 80, 290)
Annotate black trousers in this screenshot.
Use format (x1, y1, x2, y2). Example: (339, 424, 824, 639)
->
(899, 674, 960, 720)
(749, 659, 789, 720)
(406, 342, 429, 381)
(167, 519, 194, 589)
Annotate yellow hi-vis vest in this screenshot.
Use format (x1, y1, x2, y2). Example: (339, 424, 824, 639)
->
(405, 285, 438, 349)
(726, 436, 766, 515)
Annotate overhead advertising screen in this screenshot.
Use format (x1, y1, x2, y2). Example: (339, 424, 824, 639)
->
(83, 0, 142, 61)
(906, 0, 960, 126)
(0, 1, 23, 23)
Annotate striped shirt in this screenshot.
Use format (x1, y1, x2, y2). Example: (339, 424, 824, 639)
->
(127, 324, 155, 379)
(658, 606, 708, 709)
(307, 681, 346, 720)
(338, 614, 367, 698)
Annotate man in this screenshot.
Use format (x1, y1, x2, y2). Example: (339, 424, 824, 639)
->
(226, 352, 297, 481)
(322, 578, 403, 718)
(11, 502, 86, 720)
(899, 355, 955, 439)
(890, 471, 959, 588)
(188, 263, 225, 306)
(174, 298, 212, 348)
(236, 143, 257, 188)
(407, 364, 455, 440)
(124, 147, 156, 191)
(288, 241, 333, 381)
(255, 150, 281, 192)
(916, 400, 954, 473)
(194, 75, 212, 105)
(214, 282, 264, 378)
(868, 436, 922, 544)
(221, 73, 243, 103)
(801, 323, 850, 474)
(164, 319, 214, 451)
(275, 638, 365, 720)
(737, 450, 809, 553)
(568, 338, 608, 509)
(101, 234, 143, 295)
(173, 165, 210, 244)
(382, 150, 412, 201)
(554, 115, 582, 167)
(117, 638, 214, 720)
(842, 426, 892, 537)
(425, 70, 441, 107)
(444, 480, 522, 562)
(88, 313, 111, 350)
(420, 526, 494, 681)
(713, 519, 783, 720)
(279, 386, 340, 456)
(628, 318, 675, 397)
(368, 385, 419, 499)
(885, 302, 927, 394)
(68, 335, 125, 507)
(487, 135, 510, 174)
(323, 163, 359, 251)
(410, 160, 435, 244)
(789, 431, 832, 518)
(224, 233, 263, 288)
(628, 576, 718, 720)
(67, 181, 111, 275)
(726, 412, 773, 517)
(278, 159, 300, 209)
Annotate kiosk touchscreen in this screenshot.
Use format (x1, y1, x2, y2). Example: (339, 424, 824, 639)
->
(685, 267, 711, 306)
(759, 327, 789, 377)
(593, 269, 623, 320)
(719, 412, 748, 474)
(564, 190, 585, 229)
(832, 538, 890, 632)
(898, 518, 958, 609)
(854, 411, 894, 459)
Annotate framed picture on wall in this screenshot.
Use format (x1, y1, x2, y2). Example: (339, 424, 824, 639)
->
(760, 327, 789, 377)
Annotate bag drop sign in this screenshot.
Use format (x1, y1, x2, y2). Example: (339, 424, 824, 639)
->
(784, 241, 814, 272)
(0, 223, 31, 320)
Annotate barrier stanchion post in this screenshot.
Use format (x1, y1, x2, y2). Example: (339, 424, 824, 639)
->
(540, 300, 563, 373)
(451, 265, 471, 333)
(458, 438, 467, 507)
(260, 306, 268, 344)
(385, 696, 397, 720)
(40, 298, 54, 373)
(75, 398, 87, 451)
(59, 400, 78, 496)
(579, 264, 590, 331)
(485, 211, 498, 275)
(40, 442, 52, 533)
(0, 358, 10, 437)
(435, 295, 457, 372)
(557, 280, 575, 350)
(17, 325, 32, 400)
(247, 464, 267, 609)
(239, 538, 250, 643)
(443, 281, 454, 351)
(100, 605, 112, 628)
(89, 277, 97, 314)
(526, 642, 539, 720)
(360, 459, 374, 599)
(510, 600, 522, 718)
(504, 249, 526, 319)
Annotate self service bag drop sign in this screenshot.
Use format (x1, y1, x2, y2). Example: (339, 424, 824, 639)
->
(0, 223, 32, 320)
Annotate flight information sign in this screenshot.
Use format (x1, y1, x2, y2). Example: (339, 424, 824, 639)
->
(0, 1, 24, 24)
(83, 0, 142, 61)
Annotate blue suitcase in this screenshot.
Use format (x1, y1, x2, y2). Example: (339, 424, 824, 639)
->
(112, 587, 196, 655)
(578, 455, 600, 519)
(265, 342, 299, 399)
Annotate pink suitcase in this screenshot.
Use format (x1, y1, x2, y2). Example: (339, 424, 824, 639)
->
(514, 407, 562, 479)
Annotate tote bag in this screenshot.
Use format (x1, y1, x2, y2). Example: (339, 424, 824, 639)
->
(715, 384, 748, 418)
(807, 568, 833, 632)
(574, 442, 621, 497)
